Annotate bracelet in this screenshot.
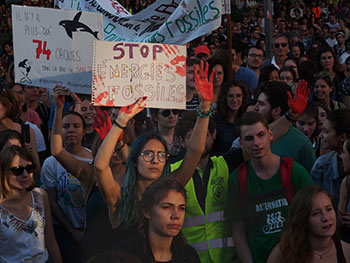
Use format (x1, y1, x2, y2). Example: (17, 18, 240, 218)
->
(284, 111, 295, 122)
(196, 105, 214, 118)
(114, 119, 126, 129)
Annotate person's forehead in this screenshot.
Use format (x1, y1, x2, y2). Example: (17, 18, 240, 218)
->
(249, 47, 263, 54)
(274, 37, 287, 43)
(258, 92, 269, 102)
(241, 122, 267, 136)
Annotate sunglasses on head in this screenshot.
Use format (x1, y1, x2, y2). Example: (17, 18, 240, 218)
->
(274, 43, 288, 48)
(159, 109, 179, 117)
(10, 164, 36, 176)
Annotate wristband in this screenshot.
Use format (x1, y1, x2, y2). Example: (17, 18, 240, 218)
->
(196, 104, 214, 118)
(284, 111, 296, 122)
(114, 120, 126, 129)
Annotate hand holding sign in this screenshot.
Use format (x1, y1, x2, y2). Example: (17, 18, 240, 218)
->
(116, 97, 147, 127)
(52, 85, 70, 108)
(194, 60, 214, 103)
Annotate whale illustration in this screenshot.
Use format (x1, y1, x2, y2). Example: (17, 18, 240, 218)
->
(59, 12, 99, 40)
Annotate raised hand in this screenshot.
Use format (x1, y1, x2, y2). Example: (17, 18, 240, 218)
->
(194, 60, 214, 102)
(116, 96, 147, 127)
(52, 85, 70, 108)
(288, 80, 310, 115)
(93, 108, 113, 141)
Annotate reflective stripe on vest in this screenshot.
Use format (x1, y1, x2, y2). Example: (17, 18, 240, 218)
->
(191, 237, 235, 252)
(183, 211, 224, 227)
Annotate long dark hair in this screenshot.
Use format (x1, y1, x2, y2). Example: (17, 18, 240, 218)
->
(217, 79, 249, 122)
(116, 132, 170, 227)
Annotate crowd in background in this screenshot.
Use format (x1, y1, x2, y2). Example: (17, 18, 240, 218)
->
(2, 0, 350, 262)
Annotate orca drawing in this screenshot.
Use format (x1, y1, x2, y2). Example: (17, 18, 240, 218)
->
(59, 12, 99, 40)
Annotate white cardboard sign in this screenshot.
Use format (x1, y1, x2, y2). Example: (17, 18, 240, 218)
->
(92, 40, 186, 109)
(12, 5, 104, 93)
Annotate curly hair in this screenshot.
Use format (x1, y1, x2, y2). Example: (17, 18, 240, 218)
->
(279, 185, 339, 263)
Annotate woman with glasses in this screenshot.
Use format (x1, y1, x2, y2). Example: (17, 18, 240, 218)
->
(40, 86, 94, 263)
(213, 79, 249, 155)
(317, 46, 346, 101)
(94, 61, 213, 235)
(0, 145, 61, 262)
(311, 73, 345, 111)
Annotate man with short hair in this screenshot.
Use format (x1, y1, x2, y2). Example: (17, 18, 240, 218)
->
(171, 112, 243, 263)
(334, 30, 346, 58)
(232, 45, 258, 90)
(261, 34, 289, 70)
(254, 81, 316, 172)
(195, 45, 211, 61)
(246, 45, 264, 78)
(326, 28, 339, 48)
(224, 111, 312, 263)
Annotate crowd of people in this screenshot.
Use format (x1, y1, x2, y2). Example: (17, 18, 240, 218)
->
(2, 0, 350, 262)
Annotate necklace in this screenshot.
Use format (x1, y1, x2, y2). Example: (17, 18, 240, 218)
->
(312, 242, 334, 261)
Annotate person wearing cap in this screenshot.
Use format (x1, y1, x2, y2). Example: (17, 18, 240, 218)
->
(195, 45, 211, 61)
(334, 30, 346, 58)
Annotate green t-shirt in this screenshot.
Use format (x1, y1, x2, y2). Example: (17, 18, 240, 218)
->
(271, 126, 316, 173)
(224, 159, 312, 263)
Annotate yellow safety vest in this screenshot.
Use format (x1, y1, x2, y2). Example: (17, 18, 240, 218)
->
(171, 156, 238, 263)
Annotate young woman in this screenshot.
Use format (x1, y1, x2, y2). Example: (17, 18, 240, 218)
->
(0, 145, 61, 262)
(317, 46, 346, 101)
(40, 86, 94, 263)
(94, 61, 213, 230)
(0, 86, 41, 174)
(311, 74, 345, 111)
(311, 109, 350, 207)
(213, 79, 249, 155)
(208, 58, 227, 105)
(113, 176, 200, 262)
(259, 65, 280, 84)
(267, 185, 350, 263)
(296, 101, 319, 148)
(86, 177, 200, 263)
(280, 66, 298, 93)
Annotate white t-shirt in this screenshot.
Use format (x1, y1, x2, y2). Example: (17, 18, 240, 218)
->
(26, 121, 46, 152)
(40, 153, 93, 229)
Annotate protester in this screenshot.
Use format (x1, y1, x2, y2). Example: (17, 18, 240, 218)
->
(0, 145, 61, 262)
(267, 185, 350, 263)
(224, 111, 312, 263)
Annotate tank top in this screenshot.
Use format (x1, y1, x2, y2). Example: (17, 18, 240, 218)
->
(0, 188, 49, 263)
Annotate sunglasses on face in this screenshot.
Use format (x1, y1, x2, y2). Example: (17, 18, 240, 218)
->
(10, 164, 36, 176)
(274, 43, 288, 48)
(159, 109, 179, 117)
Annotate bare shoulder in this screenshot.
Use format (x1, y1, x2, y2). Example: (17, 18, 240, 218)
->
(267, 243, 282, 263)
(341, 240, 350, 261)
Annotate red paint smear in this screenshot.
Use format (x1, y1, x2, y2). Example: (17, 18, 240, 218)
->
(94, 91, 108, 104)
(168, 45, 176, 55)
(162, 44, 171, 58)
(106, 99, 114, 106)
(174, 46, 180, 53)
(170, 55, 186, 77)
(165, 64, 170, 68)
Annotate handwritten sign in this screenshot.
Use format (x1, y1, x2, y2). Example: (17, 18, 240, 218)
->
(12, 5, 104, 93)
(57, 0, 221, 45)
(92, 41, 186, 109)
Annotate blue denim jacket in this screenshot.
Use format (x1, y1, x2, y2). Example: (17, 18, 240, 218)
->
(311, 151, 341, 205)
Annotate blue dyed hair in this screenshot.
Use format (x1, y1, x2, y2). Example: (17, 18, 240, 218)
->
(116, 131, 170, 227)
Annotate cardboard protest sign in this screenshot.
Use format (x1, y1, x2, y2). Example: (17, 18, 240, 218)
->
(12, 5, 104, 93)
(92, 41, 186, 109)
(57, 0, 221, 45)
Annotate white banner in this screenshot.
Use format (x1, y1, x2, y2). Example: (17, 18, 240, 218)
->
(12, 5, 104, 93)
(92, 41, 186, 109)
(57, 0, 222, 44)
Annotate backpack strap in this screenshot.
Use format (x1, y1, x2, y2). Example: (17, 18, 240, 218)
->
(238, 162, 248, 198)
(280, 157, 294, 204)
